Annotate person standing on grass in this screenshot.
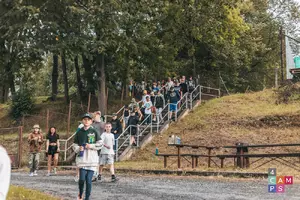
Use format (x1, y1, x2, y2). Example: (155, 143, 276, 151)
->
(28, 124, 44, 177)
(98, 123, 118, 182)
(46, 127, 60, 176)
(0, 145, 10, 200)
(73, 113, 103, 200)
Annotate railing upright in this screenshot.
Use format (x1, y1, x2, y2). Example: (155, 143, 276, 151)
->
(64, 141, 67, 161)
(137, 125, 140, 147)
(116, 139, 119, 161)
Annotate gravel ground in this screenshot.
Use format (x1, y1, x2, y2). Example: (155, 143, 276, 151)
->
(11, 171, 300, 200)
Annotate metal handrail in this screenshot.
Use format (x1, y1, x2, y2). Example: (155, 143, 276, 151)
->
(63, 84, 221, 162)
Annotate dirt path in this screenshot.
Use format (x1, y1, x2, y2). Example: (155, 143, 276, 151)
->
(11, 171, 300, 200)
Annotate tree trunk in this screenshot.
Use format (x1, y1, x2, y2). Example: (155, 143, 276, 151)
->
(96, 53, 106, 114)
(82, 54, 95, 95)
(61, 52, 70, 104)
(74, 55, 84, 102)
(5, 62, 15, 95)
(51, 54, 59, 101)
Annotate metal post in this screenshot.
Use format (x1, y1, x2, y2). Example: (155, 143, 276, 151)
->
(190, 93, 192, 109)
(199, 86, 202, 103)
(168, 104, 170, 121)
(150, 118, 153, 134)
(157, 114, 159, 133)
(18, 126, 23, 168)
(116, 139, 119, 161)
(185, 94, 188, 109)
(137, 125, 139, 147)
(175, 103, 178, 121)
(64, 141, 67, 161)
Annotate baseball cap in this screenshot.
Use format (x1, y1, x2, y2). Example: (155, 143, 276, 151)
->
(33, 124, 40, 129)
(82, 113, 93, 119)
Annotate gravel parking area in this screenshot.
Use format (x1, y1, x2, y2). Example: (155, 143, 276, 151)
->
(11, 171, 300, 200)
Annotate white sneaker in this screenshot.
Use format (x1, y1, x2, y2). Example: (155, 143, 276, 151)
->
(74, 175, 79, 182)
(29, 172, 34, 177)
(33, 171, 38, 176)
(46, 172, 51, 177)
(53, 168, 57, 175)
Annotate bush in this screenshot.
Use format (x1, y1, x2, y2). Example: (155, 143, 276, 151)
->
(11, 88, 35, 119)
(275, 82, 300, 104)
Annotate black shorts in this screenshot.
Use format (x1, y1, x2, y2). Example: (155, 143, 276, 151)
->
(48, 146, 58, 156)
(131, 127, 137, 135)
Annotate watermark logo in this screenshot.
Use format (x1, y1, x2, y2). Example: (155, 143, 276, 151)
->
(268, 168, 293, 193)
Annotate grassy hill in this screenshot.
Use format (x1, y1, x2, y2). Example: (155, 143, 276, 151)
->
(117, 88, 300, 176)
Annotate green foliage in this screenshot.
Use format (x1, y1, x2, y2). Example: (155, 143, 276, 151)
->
(11, 88, 35, 119)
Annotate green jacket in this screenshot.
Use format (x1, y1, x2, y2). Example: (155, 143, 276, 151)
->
(72, 126, 103, 168)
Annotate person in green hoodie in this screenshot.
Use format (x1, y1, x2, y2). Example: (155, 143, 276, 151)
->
(73, 113, 103, 200)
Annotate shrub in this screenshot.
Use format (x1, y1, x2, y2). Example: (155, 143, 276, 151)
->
(11, 88, 35, 119)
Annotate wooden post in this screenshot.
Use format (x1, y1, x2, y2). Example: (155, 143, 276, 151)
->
(164, 156, 167, 168)
(192, 156, 195, 168)
(208, 148, 212, 168)
(221, 158, 224, 168)
(18, 126, 23, 168)
(46, 109, 49, 132)
(67, 100, 72, 137)
(177, 146, 181, 169)
(87, 92, 91, 113)
(195, 157, 198, 167)
(22, 116, 25, 127)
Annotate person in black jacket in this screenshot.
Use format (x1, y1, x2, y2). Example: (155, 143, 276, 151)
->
(127, 111, 139, 146)
(110, 113, 122, 150)
(154, 90, 165, 123)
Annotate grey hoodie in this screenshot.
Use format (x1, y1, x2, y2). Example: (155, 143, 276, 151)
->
(0, 146, 10, 200)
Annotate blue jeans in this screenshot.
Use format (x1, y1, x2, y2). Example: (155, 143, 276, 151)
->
(145, 114, 151, 124)
(113, 133, 120, 151)
(79, 168, 94, 200)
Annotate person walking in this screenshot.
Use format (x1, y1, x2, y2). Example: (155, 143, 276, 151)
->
(154, 90, 165, 123)
(73, 113, 103, 200)
(167, 86, 181, 121)
(28, 124, 44, 176)
(98, 123, 118, 182)
(0, 145, 11, 200)
(46, 127, 60, 176)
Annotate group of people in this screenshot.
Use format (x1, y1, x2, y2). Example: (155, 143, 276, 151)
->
(26, 111, 118, 200)
(124, 76, 197, 145)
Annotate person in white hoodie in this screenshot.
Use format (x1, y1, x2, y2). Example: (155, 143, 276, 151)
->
(73, 113, 103, 200)
(0, 145, 11, 200)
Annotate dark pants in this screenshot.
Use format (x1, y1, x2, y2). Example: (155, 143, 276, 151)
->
(145, 114, 152, 124)
(79, 168, 94, 200)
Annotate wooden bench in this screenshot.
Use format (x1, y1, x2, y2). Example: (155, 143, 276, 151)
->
(156, 154, 215, 168)
(216, 153, 300, 168)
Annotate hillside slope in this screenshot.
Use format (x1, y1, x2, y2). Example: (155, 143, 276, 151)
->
(120, 89, 300, 174)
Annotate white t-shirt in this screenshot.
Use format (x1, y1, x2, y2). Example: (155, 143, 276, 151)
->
(0, 146, 11, 200)
(100, 132, 115, 155)
(144, 101, 153, 114)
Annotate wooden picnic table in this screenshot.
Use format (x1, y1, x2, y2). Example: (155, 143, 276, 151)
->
(167, 144, 219, 168)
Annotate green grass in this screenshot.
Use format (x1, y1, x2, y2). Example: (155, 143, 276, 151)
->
(127, 89, 300, 177)
(7, 185, 60, 200)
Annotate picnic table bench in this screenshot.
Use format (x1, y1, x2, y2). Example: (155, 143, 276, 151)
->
(156, 142, 300, 171)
